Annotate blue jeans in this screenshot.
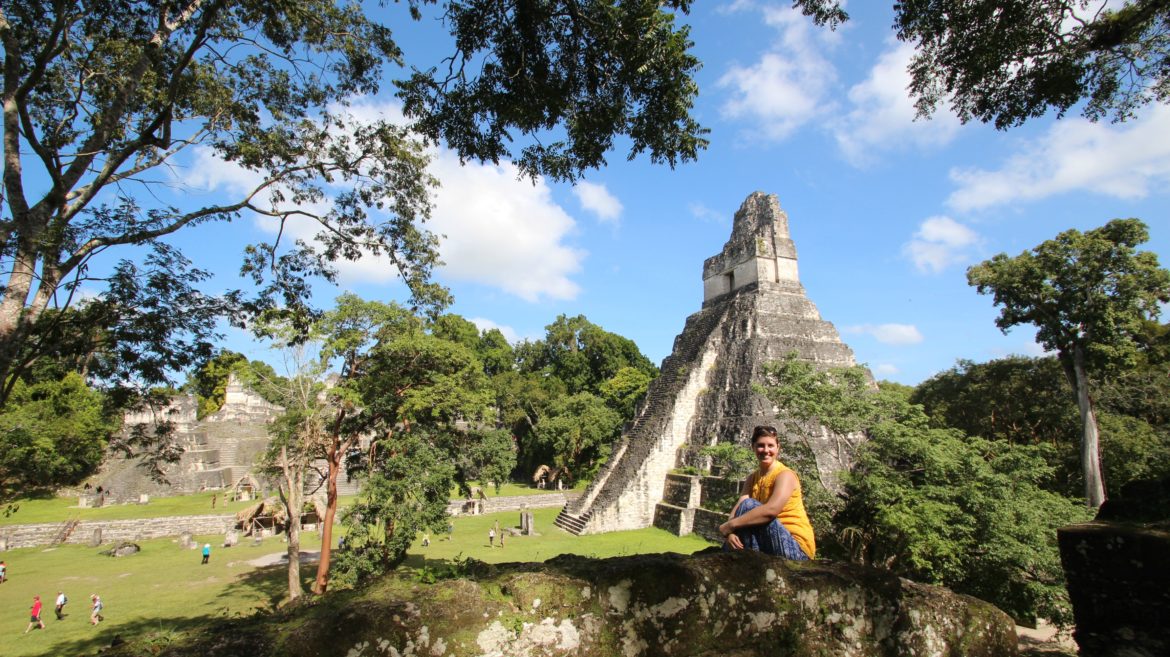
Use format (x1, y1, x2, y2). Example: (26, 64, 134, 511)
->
(726, 498, 809, 560)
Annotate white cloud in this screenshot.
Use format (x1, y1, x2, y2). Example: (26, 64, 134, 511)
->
(834, 41, 962, 166)
(430, 151, 584, 302)
(573, 181, 623, 224)
(688, 202, 726, 224)
(717, 6, 837, 140)
(947, 104, 1170, 211)
(179, 99, 587, 302)
(872, 363, 900, 377)
(469, 317, 520, 344)
(846, 323, 924, 345)
(903, 216, 981, 273)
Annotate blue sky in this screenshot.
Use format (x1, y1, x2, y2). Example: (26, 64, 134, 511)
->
(168, 1, 1170, 385)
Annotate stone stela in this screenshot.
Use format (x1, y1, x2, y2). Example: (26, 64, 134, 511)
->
(555, 192, 870, 539)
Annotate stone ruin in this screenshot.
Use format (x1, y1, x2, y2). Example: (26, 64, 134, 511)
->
(1059, 475, 1170, 657)
(93, 374, 361, 501)
(556, 192, 869, 538)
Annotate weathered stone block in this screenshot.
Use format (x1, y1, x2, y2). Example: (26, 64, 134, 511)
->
(127, 551, 1018, 657)
(1058, 476, 1170, 657)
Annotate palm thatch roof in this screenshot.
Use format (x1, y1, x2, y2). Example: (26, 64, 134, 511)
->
(235, 496, 288, 527)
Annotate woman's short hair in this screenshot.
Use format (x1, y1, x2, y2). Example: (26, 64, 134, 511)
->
(751, 425, 779, 443)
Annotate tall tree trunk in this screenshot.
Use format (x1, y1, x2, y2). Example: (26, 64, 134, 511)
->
(312, 441, 341, 595)
(1069, 345, 1107, 508)
(278, 447, 304, 602)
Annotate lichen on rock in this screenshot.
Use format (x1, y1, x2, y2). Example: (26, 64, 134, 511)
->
(105, 550, 1018, 657)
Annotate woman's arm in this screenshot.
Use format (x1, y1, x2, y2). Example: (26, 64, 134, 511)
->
(719, 470, 797, 535)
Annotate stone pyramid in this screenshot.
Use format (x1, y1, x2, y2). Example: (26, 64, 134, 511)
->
(555, 192, 869, 537)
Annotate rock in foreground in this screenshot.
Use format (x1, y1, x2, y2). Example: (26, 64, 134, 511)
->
(119, 550, 1017, 657)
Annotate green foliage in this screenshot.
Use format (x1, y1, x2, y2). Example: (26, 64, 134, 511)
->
(528, 314, 659, 396)
(531, 392, 623, 481)
(1097, 413, 1170, 488)
(757, 353, 906, 435)
(0, 373, 117, 502)
(430, 314, 481, 352)
(477, 328, 515, 377)
(795, 0, 1170, 127)
(0, 0, 446, 404)
(914, 357, 1077, 447)
(334, 433, 457, 586)
(698, 443, 756, 480)
(398, 0, 708, 181)
(760, 355, 1090, 625)
(968, 218, 1170, 506)
(188, 351, 288, 418)
(3, 0, 706, 410)
(599, 366, 654, 417)
(969, 219, 1170, 370)
(838, 419, 1090, 625)
(444, 428, 517, 494)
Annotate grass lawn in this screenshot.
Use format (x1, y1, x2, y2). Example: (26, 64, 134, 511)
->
(1, 493, 265, 526)
(1, 481, 571, 527)
(0, 506, 713, 657)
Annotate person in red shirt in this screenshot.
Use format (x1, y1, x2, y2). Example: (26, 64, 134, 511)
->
(25, 595, 45, 633)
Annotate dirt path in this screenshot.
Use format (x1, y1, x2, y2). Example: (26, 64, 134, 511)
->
(245, 550, 321, 568)
(1017, 621, 1077, 655)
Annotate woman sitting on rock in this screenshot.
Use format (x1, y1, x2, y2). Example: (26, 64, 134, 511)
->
(718, 425, 815, 560)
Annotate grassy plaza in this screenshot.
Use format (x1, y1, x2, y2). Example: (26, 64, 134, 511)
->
(0, 498, 712, 657)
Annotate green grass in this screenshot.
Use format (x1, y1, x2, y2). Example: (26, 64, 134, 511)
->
(2, 482, 568, 526)
(0, 506, 713, 657)
(449, 481, 581, 499)
(2, 493, 258, 526)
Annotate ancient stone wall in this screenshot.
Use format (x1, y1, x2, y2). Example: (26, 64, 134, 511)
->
(1, 493, 575, 549)
(97, 374, 287, 500)
(0, 514, 237, 549)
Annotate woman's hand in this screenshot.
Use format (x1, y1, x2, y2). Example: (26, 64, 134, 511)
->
(719, 519, 743, 549)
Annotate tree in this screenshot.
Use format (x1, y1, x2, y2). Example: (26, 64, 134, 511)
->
(527, 314, 658, 395)
(307, 294, 418, 594)
(335, 316, 492, 583)
(442, 427, 517, 493)
(598, 366, 654, 417)
(265, 404, 322, 603)
(838, 416, 1089, 626)
(968, 219, 1170, 507)
(760, 358, 1092, 625)
(333, 431, 455, 584)
(0, 372, 117, 503)
(1, 0, 706, 404)
(795, 1, 1170, 127)
(531, 392, 622, 481)
(253, 335, 329, 604)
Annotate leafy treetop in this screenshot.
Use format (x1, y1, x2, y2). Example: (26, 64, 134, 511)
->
(794, 0, 1170, 127)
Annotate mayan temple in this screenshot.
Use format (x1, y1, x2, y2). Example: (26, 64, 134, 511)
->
(555, 192, 870, 538)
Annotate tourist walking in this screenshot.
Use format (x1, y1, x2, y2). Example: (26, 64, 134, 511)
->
(90, 594, 103, 625)
(0, 559, 6, 583)
(55, 590, 67, 620)
(25, 595, 45, 633)
(488, 528, 494, 547)
(201, 543, 211, 564)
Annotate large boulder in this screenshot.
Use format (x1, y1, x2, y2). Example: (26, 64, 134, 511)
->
(123, 550, 1017, 657)
(1058, 476, 1170, 657)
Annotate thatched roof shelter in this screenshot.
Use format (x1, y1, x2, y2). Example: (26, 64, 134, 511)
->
(235, 496, 287, 531)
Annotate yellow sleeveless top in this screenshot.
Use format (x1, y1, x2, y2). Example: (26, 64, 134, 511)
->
(749, 461, 816, 559)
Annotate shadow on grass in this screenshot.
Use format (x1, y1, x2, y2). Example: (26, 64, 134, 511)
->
(23, 614, 220, 657)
